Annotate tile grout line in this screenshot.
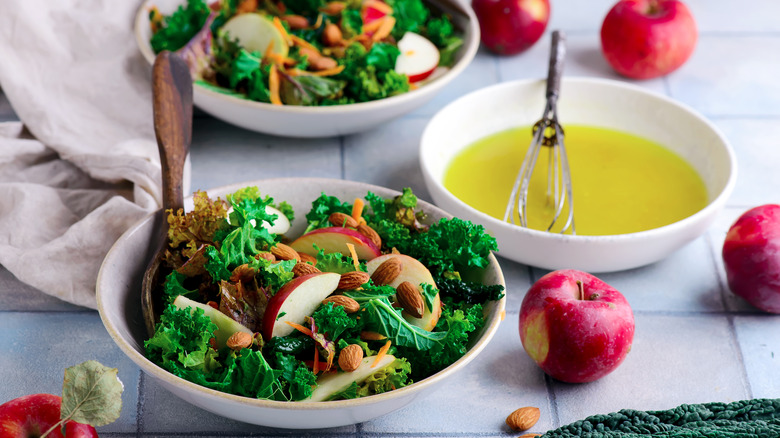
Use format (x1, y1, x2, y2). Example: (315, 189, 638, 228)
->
(137, 370, 146, 437)
(544, 373, 560, 431)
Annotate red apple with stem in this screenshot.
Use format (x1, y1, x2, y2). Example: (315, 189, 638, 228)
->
(722, 204, 780, 314)
(471, 0, 550, 56)
(519, 270, 634, 383)
(0, 394, 98, 438)
(600, 0, 697, 79)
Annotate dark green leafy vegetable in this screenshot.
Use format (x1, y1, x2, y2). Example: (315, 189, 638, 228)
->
(150, 0, 211, 53)
(541, 398, 780, 437)
(437, 277, 505, 305)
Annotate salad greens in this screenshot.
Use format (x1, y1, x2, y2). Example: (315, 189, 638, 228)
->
(145, 187, 503, 401)
(147, 0, 463, 106)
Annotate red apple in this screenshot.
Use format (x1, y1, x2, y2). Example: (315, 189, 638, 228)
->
(395, 32, 440, 83)
(289, 227, 381, 261)
(471, 0, 550, 55)
(600, 0, 697, 79)
(722, 205, 780, 314)
(519, 270, 634, 383)
(262, 272, 341, 340)
(0, 394, 98, 438)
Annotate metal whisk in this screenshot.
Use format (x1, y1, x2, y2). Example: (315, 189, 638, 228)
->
(503, 30, 575, 234)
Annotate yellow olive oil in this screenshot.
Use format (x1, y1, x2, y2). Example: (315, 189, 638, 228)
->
(443, 125, 708, 235)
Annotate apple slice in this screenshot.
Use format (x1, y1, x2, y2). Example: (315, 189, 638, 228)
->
(226, 205, 291, 235)
(173, 295, 252, 349)
(308, 354, 396, 402)
(0, 393, 98, 438)
(365, 253, 442, 330)
(395, 32, 440, 83)
(289, 227, 381, 260)
(219, 12, 289, 57)
(262, 272, 341, 340)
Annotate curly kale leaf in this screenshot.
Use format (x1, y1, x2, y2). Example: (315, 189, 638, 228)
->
(162, 271, 199, 306)
(386, 0, 429, 39)
(311, 302, 360, 340)
(304, 193, 353, 233)
(437, 278, 505, 305)
(150, 0, 211, 53)
(275, 353, 317, 401)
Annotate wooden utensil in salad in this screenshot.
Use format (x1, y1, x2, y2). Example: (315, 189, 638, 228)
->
(141, 51, 193, 337)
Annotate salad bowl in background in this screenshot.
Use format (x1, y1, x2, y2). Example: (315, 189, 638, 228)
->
(420, 78, 737, 272)
(96, 178, 506, 429)
(134, 0, 480, 137)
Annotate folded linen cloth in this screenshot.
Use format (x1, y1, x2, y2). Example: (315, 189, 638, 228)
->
(0, 0, 181, 308)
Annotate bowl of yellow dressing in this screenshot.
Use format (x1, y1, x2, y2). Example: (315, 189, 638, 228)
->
(420, 78, 736, 272)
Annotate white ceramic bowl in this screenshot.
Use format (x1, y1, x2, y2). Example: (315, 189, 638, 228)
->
(97, 178, 505, 429)
(420, 78, 737, 272)
(134, 0, 479, 137)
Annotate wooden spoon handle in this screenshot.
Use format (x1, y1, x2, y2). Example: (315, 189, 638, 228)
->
(152, 51, 193, 212)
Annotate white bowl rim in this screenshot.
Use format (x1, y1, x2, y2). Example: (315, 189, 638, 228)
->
(97, 177, 506, 412)
(133, 0, 480, 115)
(420, 76, 738, 244)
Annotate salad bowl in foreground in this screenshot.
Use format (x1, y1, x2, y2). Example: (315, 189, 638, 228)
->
(420, 77, 737, 272)
(97, 178, 505, 429)
(134, 0, 479, 137)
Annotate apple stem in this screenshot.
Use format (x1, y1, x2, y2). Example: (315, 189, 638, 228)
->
(40, 419, 66, 438)
(576, 281, 584, 301)
(647, 0, 660, 15)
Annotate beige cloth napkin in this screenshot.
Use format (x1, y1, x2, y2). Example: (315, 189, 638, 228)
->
(0, 0, 177, 308)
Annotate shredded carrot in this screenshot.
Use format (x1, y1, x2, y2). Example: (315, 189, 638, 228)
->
(305, 360, 335, 372)
(346, 243, 360, 270)
(362, 17, 384, 35)
(371, 340, 392, 368)
(269, 64, 282, 105)
(372, 16, 395, 42)
(266, 52, 288, 66)
(290, 35, 320, 53)
(311, 13, 323, 29)
(363, 0, 393, 15)
(285, 320, 312, 336)
(312, 348, 320, 374)
(351, 198, 365, 222)
(287, 65, 345, 77)
(272, 16, 293, 47)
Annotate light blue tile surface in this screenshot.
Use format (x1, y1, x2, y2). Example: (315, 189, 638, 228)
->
(733, 315, 780, 399)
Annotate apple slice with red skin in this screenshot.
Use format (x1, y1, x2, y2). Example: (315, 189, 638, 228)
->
(262, 272, 341, 340)
(395, 32, 440, 83)
(365, 253, 442, 331)
(289, 227, 381, 261)
(519, 269, 634, 383)
(0, 393, 98, 438)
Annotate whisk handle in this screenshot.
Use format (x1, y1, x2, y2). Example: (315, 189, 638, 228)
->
(546, 30, 566, 102)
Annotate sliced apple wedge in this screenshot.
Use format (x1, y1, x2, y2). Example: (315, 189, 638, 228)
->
(289, 227, 381, 260)
(366, 253, 442, 330)
(395, 32, 440, 83)
(308, 354, 396, 402)
(173, 295, 252, 349)
(219, 12, 289, 57)
(261, 272, 341, 340)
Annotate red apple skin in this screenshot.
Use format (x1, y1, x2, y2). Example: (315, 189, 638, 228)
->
(471, 0, 550, 56)
(722, 205, 780, 314)
(0, 394, 98, 438)
(519, 270, 634, 383)
(600, 0, 697, 79)
(262, 273, 314, 341)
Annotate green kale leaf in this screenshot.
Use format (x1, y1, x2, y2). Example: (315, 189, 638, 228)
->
(304, 193, 353, 233)
(150, 0, 211, 53)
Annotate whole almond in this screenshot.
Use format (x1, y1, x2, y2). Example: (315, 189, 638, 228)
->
(281, 14, 309, 29)
(226, 332, 253, 351)
(357, 223, 381, 249)
(256, 252, 276, 262)
(518, 434, 541, 437)
(371, 257, 402, 285)
(322, 295, 360, 313)
(338, 344, 363, 372)
(322, 22, 343, 46)
(271, 243, 300, 261)
(329, 212, 358, 228)
(309, 55, 338, 71)
(506, 407, 541, 432)
(298, 252, 317, 264)
(320, 1, 346, 15)
(396, 281, 424, 318)
(338, 271, 370, 290)
(293, 261, 321, 277)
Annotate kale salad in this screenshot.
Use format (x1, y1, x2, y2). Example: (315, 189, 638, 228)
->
(144, 186, 504, 402)
(147, 0, 464, 106)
